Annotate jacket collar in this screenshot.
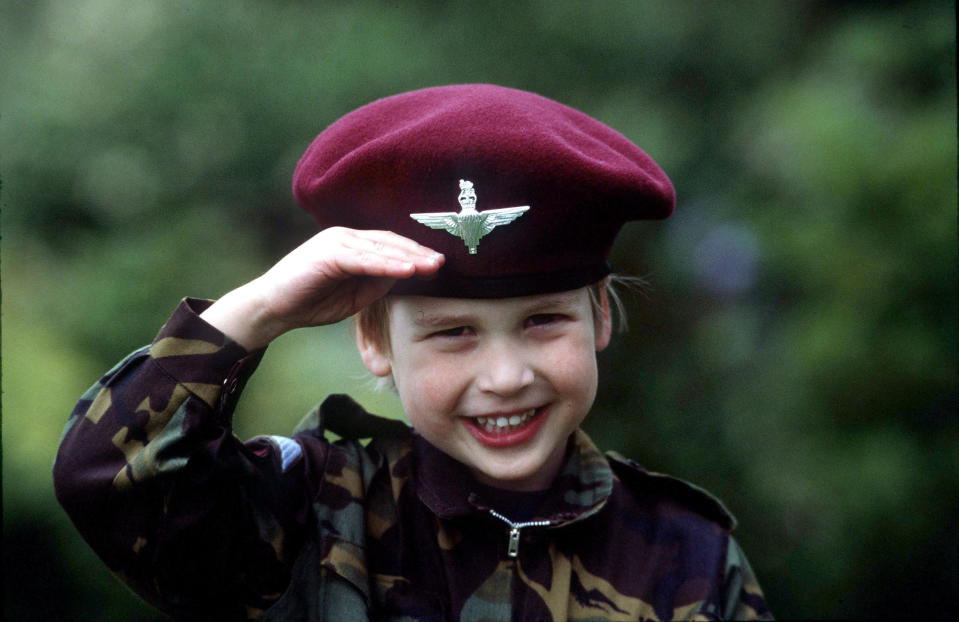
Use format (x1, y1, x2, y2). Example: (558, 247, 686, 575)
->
(412, 429, 614, 526)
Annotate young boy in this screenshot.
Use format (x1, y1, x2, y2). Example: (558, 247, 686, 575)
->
(54, 84, 773, 621)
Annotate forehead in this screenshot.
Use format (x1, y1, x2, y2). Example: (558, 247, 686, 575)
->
(391, 289, 590, 327)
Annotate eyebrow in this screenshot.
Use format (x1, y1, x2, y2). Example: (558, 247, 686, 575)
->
(520, 291, 582, 314)
(410, 291, 583, 328)
(411, 312, 477, 329)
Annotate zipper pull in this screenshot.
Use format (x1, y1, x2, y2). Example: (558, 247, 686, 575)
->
(507, 527, 521, 558)
(488, 509, 551, 559)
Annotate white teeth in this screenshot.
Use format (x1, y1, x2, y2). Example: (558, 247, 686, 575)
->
(473, 409, 537, 434)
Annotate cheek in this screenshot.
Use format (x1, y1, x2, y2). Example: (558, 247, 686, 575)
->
(549, 339, 599, 402)
(394, 354, 464, 420)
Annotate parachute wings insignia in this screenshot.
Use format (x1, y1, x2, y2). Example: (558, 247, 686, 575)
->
(410, 180, 529, 254)
(409, 212, 460, 233)
(479, 207, 528, 235)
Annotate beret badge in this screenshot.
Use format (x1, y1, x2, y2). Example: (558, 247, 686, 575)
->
(409, 180, 529, 255)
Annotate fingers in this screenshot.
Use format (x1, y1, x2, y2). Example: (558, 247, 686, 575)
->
(348, 229, 442, 265)
(326, 228, 444, 279)
(328, 248, 435, 280)
(350, 229, 437, 256)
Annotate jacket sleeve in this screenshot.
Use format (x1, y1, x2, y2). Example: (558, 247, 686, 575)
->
(720, 537, 774, 620)
(53, 298, 325, 620)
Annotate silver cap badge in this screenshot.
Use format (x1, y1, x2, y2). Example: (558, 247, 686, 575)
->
(410, 180, 529, 254)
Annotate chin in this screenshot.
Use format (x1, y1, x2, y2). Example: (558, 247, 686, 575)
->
(472, 455, 553, 491)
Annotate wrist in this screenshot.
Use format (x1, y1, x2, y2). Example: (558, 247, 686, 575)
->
(200, 281, 285, 350)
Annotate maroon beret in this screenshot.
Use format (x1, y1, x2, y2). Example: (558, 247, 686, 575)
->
(293, 84, 674, 298)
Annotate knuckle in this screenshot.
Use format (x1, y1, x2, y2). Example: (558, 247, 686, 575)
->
(318, 226, 347, 243)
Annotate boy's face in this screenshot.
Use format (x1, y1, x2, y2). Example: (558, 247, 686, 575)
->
(359, 287, 611, 491)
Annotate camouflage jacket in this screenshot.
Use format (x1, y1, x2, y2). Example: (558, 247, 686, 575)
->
(54, 298, 773, 621)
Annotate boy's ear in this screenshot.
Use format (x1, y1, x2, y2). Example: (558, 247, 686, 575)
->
(594, 281, 612, 352)
(355, 323, 393, 377)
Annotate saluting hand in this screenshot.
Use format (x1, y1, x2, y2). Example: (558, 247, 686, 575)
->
(200, 227, 444, 350)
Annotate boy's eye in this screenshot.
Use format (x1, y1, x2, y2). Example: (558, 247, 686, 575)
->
(526, 313, 564, 328)
(430, 326, 473, 338)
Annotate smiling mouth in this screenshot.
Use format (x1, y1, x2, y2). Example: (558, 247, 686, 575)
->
(463, 407, 549, 448)
(471, 408, 539, 434)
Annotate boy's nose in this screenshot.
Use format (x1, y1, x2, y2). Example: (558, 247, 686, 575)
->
(476, 342, 535, 396)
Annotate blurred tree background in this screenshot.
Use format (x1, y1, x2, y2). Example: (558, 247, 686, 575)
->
(2, 0, 955, 619)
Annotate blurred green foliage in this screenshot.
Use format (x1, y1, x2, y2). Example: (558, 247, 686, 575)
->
(2, 0, 956, 619)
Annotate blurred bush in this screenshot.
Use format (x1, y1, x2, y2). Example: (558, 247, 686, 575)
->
(2, 0, 955, 619)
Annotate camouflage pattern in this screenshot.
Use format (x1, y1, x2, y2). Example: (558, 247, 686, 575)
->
(54, 298, 773, 621)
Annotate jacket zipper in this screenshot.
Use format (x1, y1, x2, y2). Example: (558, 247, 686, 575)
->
(488, 509, 551, 558)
